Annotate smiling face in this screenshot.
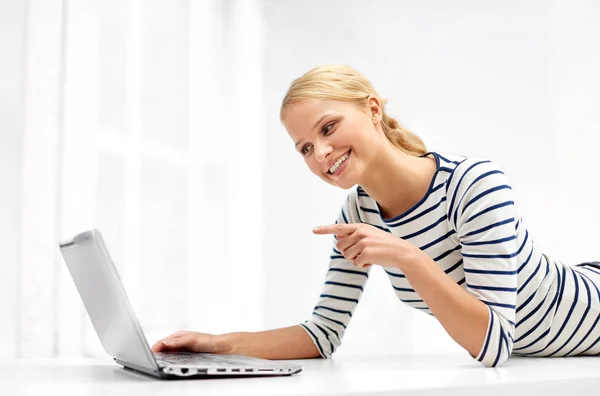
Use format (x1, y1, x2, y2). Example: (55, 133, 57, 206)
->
(282, 98, 384, 189)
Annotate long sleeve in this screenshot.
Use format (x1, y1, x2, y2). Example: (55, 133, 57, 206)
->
(300, 188, 371, 358)
(447, 158, 519, 367)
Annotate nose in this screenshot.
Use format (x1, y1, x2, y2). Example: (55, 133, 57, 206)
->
(315, 142, 333, 163)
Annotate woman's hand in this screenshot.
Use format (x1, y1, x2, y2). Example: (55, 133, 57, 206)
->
(313, 223, 423, 270)
(151, 330, 228, 354)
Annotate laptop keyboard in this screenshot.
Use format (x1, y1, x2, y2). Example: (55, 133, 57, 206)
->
(153, 351, 263, 367)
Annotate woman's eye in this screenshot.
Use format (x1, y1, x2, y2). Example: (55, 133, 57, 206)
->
(322, 123, 335, 135)
(300, 122, 334, 156)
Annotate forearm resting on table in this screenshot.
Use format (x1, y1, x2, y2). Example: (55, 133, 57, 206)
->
(404, 256, 490, 358)
(218, 325, 321, 360)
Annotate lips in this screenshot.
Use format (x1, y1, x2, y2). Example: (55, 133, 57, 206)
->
(326, 150, 351, 174)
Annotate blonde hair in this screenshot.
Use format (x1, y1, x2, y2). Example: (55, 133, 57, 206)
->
(280, 64, 427, 156)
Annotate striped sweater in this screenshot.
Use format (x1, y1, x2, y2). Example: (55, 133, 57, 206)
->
(300, 151, 600, 367)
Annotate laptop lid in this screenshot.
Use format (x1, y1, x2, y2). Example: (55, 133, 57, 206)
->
(59, 229, 159, 372)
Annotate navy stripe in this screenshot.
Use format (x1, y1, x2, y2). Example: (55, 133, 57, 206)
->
(482, 301, 516, 309)
(513, 328, 551, 352)
(516, 289, 537, 314)
(477, 306, 494, 362)
(564, 270, 600, 355)
(385, 269, 405, 278)
(433, 245, 462, 262)
(322, 324, 340, 339)
(328, 268, 368, 278)
(514, 228, 529, 258)
(436, 153, 461, 165)
(448, 160, 491, 227)
(341, 208, 349, 224)
(460, 185, 512, 223)
(444, 158, 468, 194)
(392, 284, 415, 292)
(420, 230, 456, 251)
(549, 270, 591, 357)
(462, 235, 517, 246)
(370, 224, 390, 232)
(453, 170, 503, 227)
(565, 312, 600, 356)
(465, 201, 514, 224)
(445, 259, 463, 275)
(320, 294, 359, 303)
(387, 196, 447, 228)
(401, 215, 447, 240)
(314, 305, 353, 317)
(380, 178, 445, 224)
(468, 284, 517, 292)
(359, 206, 379, 214)
(492, 327, 506, 367)
(462, 251, 518, 259)
(324, 281, 364, 291)
(312, 323, 334, 354)
(517, 239, 534, 274)
(581, 266, 600, 277)
(517, 257, 542, 294)
(529, 268, 580, 354)
(312, 312, 347, 329)
(552, 265, 569, 314)
(580, 335, 600, 355)
(464, 268, 517, 275)
(462, 218, 515, 238)
(300, 324, 325, 357)
(515, 263, 563, 342)
(354, 199, 362, 223)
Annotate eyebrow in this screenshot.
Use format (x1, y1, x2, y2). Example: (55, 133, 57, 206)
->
(294, 113, 334, 148)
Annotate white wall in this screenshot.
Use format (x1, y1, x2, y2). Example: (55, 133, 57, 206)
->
(0, 0, 27, 358)
(1, 0, 599, 359)
(261, 0, 600, 355)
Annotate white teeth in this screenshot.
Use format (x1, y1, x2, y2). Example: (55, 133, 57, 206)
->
(329, 152, 350, 174)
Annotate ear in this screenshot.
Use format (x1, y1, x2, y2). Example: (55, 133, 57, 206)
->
(366, 96, 383, 124)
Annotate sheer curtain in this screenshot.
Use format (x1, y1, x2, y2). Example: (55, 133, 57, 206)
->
(15, 0, 266, 358)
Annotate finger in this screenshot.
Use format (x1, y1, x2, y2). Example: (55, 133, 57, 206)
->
(151, 331, 191, 352)
(336, 234, 354, 252)
(313, 224, 357, 235)
(354, 250, 371, 269)
(162, 334, 199, 351)
(152, 340, 173, 352)
(162, 330, 189, 342)
(344, 243, 363, 263)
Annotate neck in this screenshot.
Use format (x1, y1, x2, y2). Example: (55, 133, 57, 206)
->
(359, 145, 437, 219)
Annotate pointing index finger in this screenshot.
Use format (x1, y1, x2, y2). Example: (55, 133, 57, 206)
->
(312, 224, 357, 235)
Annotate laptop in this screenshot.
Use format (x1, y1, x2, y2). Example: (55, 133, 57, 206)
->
(58, 228, 304, 379)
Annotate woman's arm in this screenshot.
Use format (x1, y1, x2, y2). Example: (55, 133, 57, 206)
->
(219, 325, 321, 359)
(152, 325, 321, 359)
(402, 256, 490, 357)
(415, 158, 518, 367)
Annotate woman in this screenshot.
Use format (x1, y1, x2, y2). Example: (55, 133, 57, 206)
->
(153, 64, 600, 367)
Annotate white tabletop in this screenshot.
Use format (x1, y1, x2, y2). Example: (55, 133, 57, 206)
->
(2, 353, 600, 396)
